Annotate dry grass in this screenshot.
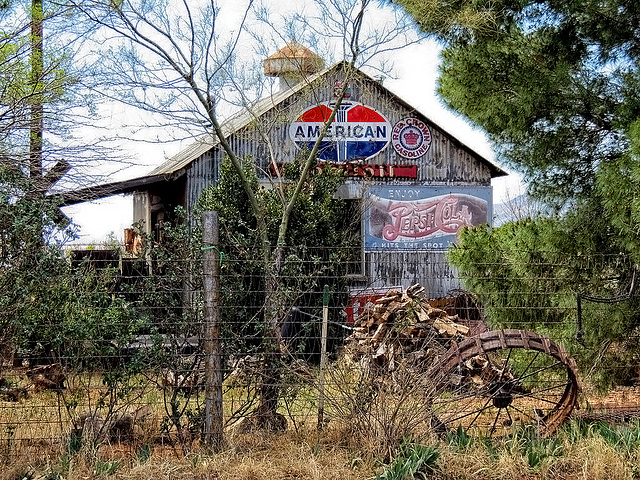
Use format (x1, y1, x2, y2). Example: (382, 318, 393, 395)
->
(1, 428, 377, 480)
(5, 417, 640, 479)
(6, 366, 640, 479)
(434, 421, 640, 480)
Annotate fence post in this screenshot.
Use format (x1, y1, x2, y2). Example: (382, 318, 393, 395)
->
(202, 211, 223, 451)
(317, 284, 330, 430)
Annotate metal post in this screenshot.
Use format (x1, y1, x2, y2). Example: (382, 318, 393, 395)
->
(202, 211, 223, 451)
(317, 285, 330, 430)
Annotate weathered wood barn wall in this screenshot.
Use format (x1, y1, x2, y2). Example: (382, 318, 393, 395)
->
(64, 44, 505, 299)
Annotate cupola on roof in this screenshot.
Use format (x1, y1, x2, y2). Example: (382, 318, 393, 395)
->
(263, 41, 325, 81)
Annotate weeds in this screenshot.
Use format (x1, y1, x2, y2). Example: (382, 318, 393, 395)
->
(524, 437, 563, 471)
(322, 353, 436, 456)
(616, 420, 640, 452)
(6, 419, 640, 480)
(377, 442, 440, 480)
(136, 443, 152, 463)
(446, 425, 473, 452)
(94, 460, 120, 476)
(501, 427, 564, 471)
(563, 418, 640, 457)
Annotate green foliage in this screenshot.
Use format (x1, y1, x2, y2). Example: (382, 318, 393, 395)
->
(93, 459, 121, 475)
(376, 442, 440, 480)
(446, 425, 473, 452)
(560, 419, 640, 457)
(120, 212, 205, 450)
(0, 0, 115, 366)
(448, 218, 640, 389)
(127, 207, 203, 340)
(398, 0, 640, 208)
(198, 156, 360, 356)
(574, 420, 640, 454)
(501, 427, 564, 472)
(19, 261, 143, 366)
(5, 244, 140, 366)
(0, 168, 155, 453)
(66, 429, 83, 455)
(597, 121, 640, 265)
(0, 162, 144, 370)
(136, 443, 152, 463)
(396, 0, 640, 390)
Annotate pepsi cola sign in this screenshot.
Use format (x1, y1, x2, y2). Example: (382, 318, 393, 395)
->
(290, 102, 391, 162)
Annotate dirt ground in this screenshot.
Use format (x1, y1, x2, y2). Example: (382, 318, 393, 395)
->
(574, 385, 640, 422)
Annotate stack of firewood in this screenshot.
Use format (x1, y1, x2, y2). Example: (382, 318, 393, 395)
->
(345, 284, 470, 370)
(345, 285, 523, 396)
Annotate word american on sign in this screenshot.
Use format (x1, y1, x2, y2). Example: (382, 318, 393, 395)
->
(290, 102, 392, 162)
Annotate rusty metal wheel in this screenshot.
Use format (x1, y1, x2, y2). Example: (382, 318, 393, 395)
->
(427, 329, 579, 437)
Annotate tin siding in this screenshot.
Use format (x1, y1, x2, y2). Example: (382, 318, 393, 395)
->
(365, 251, 462, 297)
(181, 69, 491, 297)
(185, 71, 492, 206)
(186, 150, 217, 212)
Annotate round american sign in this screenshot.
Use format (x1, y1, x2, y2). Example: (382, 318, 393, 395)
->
(392, 118, 432, 159)
(290, 102, 391, 162)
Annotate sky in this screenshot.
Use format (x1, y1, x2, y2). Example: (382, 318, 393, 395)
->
(60, 8, 525, 246)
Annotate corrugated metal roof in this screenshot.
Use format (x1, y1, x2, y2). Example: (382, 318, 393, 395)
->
(148, 135, 216, 175)
(148, 63, 334, 176)
(148, 61, 506, 178)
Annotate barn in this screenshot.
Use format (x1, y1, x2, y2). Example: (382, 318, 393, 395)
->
(62, 42, 506, 301)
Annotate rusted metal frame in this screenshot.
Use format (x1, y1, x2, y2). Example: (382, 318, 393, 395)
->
(430, 329, 580, 437)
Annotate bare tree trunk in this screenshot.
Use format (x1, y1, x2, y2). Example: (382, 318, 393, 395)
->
(30, 0, 44, 185)
(253, 244, 287, 430)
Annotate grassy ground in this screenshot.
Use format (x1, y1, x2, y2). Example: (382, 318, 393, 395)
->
(435, 420, 640, 480)
(1, 428, 376, 480)
(4, 419, 640, 480)
(4, 365, 640, 479)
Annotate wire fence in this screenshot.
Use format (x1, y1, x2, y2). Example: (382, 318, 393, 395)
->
(1, 238, 639, 462)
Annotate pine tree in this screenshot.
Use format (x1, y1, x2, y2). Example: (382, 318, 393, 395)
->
(395, 0, 640, 388)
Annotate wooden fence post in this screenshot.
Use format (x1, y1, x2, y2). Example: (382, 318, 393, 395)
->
(202, 211, 223, 451)
(317, 284, 330, 430)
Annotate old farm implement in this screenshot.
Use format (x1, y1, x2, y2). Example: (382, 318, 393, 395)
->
(345, 285, 579, 437)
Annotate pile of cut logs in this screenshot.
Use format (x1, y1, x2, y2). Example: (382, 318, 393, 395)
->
(344, 285, 522, 395)
(345, 284, 470, 371)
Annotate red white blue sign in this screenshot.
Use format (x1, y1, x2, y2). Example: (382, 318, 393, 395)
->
(290, 102, 391, 162)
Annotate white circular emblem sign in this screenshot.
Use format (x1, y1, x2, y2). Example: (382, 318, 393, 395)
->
(392, 118, 432, 159)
